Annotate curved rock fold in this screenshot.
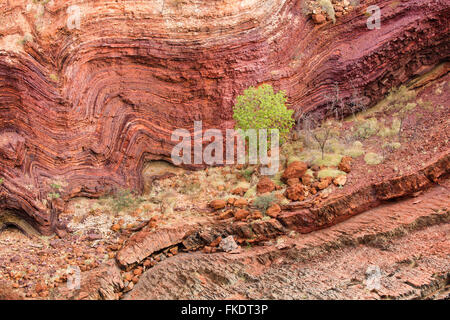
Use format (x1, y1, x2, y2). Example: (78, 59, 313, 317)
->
(0, 0, 449, 233)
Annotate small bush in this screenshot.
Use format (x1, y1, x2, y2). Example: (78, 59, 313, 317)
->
(281, 140, 303, 158)
(244, 185, 257, 198)
(253, 194, 276, 213)
(385, 86, 417, 109)
(378, 118, 401, 138)
(417, 99, 433, 111)
(180, 182, 202, 195)
(234, 181, 251, 190)
(286, 150, 321, 166)
(343, 141, 364, 158)
(403, 102, 417, 113)
(48, 192, 60, 199)
(50, 182, 62, 190)
(272, 171, 284, 186)
(353, 141, 363, 148)
(364, 152, 383, 165)
(233, 84, 294, 145)
(354, 117, 379, 139)
(344, 148, 364, 158)
(168, 0, 184, 9)
(382, 142, 401, 150)
(112, 190, 143, 213)
(395, 102, 417, 140)
(326, 139, 345, 154)
(286, 155, 305, 165)
(317, 169, 346, 179)
(312, 153, 342, 167)
(241, 168, 255, 182)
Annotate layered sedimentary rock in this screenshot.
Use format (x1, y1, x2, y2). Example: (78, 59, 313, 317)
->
(0, 0, 449, 234)
(124, 183, 450, 300)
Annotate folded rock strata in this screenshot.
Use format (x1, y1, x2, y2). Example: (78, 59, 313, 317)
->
(0, 0, 449, 233)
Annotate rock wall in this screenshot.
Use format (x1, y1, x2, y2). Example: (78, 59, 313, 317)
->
(0, 0, 449, 234)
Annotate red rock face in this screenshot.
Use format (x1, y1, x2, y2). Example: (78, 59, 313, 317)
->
(0, 0, 449, 234)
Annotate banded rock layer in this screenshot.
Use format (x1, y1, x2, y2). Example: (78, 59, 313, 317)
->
(0, 0, 449, 234)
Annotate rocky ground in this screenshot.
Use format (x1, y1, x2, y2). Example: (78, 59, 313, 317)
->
(0, 70, 448, 300)
(125, 181, 450, 300)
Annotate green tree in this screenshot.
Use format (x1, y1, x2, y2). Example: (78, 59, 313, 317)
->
(233, 84, 294, 144)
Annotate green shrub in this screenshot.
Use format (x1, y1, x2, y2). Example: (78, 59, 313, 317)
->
(378, 118, 401, 138)
(112, 190, 143, 213)
(403, 102, 417, 113)
(317, 169, 346, 179)
(326, 139, 345, 153)
(50, 182, 62, 190)
(343, 141, 364, 158)
(354, 117, 379, 139)
(244, 185, 257, 198)
(344, 148, 364, 158)
(47, 182, 62, 199)
(353, 141, 363, 148)
(286, 150, 321, 166)
(395, 102, 417, 140)
(272, 171, 284, 186)
(286, 155, 304, 165)
(287, 155, 306, 165)
(384, 86, 418, 141)
(364, 152, 383, 165)
(253, 194, 276, 213)
(382, 142, 401, 150)
(418, 99, 433, 111)
(385, 86, 417, 109)
(241, 168, 255, 182)
(312, 153, 342, 167)
(281, 140, 303, 159)
(48, 192, 60, 199)
(180, 182, 202, 195)
(0, 178, 3, 185)
(233, 84, 294, 145)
